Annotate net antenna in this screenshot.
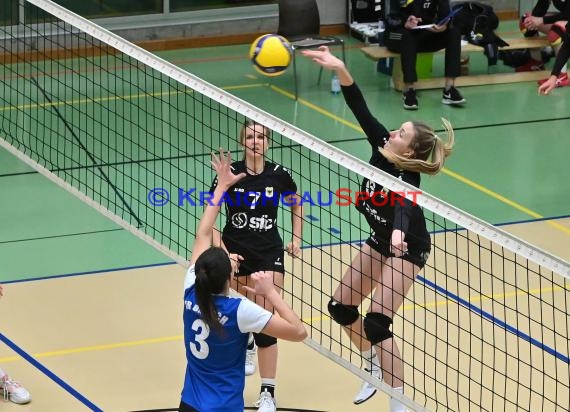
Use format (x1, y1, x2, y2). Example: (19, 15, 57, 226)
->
(1, 1, 569, 411)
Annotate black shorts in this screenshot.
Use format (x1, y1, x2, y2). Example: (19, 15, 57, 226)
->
(179, 401, 198, 412)
(366, 231, 430, 268)
(234, 248, 285, 277)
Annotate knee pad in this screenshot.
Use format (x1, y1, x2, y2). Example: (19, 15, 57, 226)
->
(327, 299, 359, 326)
(253, 332, 277, 348)
(548, 22, 566, 46)
(363, 312, 393, 345)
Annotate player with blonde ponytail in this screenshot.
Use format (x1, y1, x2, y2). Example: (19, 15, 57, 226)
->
(379, 118, 454, 175)
(302, 46, 455, 411)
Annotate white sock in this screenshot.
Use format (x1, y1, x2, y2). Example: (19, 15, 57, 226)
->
(390, 386, 406, 412)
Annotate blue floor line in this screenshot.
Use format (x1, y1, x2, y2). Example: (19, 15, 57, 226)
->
(0, 332, 103, 411)
(417, 275, 569, 364)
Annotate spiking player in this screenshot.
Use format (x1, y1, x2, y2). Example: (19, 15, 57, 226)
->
(303, 46, 455, 412)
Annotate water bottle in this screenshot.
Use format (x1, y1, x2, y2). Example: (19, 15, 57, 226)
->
(377, 20, 386, 46)
(331, 73, 341, 94)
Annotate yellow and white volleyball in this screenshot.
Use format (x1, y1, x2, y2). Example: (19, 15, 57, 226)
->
(249, 34, 292, 76)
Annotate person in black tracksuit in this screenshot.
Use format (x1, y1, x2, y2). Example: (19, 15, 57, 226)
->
(384, 0, 465, 109)
(210, 120, 303, 412)
(302, 46, 455, 411)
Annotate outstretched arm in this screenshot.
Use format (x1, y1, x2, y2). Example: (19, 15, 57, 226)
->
(302, 46, 389, 148)
(301, 46, 353, 86)
(190, 149, 245, 265)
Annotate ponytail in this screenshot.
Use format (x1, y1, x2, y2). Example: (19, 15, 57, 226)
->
(193, 247, 232, 335)
(379, 118, 454, 175)
(195, 268, 223, 333)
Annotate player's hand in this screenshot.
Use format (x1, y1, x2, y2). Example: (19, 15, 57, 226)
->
(538, 76, 557, 95)
(211, 148, 246, 190)
(229, 253, 243, 276)
(301, 46, 345, 71)
(390, 229, 408, 257)
(285, 240, 301, 258)
(242, 271, 275, 296)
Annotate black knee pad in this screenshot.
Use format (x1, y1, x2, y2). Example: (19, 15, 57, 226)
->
(254, 332, 277, 348)
(327, 299, 359, 326)
(363, 312, 393, 345)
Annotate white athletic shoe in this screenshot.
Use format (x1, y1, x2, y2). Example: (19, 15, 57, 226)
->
(254, 389, 276, 412)
(353, 366, 382, 405)
(1, 375, 31, 404)
(245, 342, 257, 376)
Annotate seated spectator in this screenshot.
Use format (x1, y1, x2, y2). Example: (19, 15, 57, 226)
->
(385, 0, 466, 109)
(520, 0, 569, 87)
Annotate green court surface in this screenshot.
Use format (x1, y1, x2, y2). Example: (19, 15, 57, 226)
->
(1, 27, 569, 283)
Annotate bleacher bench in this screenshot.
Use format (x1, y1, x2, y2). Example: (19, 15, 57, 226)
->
(360, 37, 551, 90)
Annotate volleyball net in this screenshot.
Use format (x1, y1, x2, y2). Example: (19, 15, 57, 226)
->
(1, 1, 569, 410)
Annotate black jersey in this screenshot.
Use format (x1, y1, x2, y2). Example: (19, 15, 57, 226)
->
(341, 83, 430, 251)
(211, 160, 297, 257)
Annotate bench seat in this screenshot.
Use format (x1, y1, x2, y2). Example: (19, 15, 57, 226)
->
(360, 37, 551, 90)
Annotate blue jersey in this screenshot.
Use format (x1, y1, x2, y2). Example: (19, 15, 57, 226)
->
(181, 265, 272, 411)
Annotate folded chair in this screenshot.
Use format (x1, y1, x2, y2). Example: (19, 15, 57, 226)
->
(277, 0, 346, 99)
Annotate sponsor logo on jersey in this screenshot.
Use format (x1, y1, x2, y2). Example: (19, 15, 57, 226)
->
(230, 213, 276, 231)
(265, 186, 274, 198)
(231, 212, 248, 229)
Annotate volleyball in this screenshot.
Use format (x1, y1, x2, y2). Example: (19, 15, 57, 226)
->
(249, 34, 292, 76)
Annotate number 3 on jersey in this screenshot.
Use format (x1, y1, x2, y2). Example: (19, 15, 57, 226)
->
(189, 319, 210, 359)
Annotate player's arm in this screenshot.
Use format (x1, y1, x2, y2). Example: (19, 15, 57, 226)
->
(190, 149, 245, 265)
(284, 193, 303, 258)
(243, 271, 307, 342)
(301, 47, 388, 147)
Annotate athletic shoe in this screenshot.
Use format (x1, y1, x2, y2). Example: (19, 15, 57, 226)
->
(442, 86, 466, 106)
(255, 389, 276, 412)
(515, 58, 545, 72)
(245, 342, 257, 376)
(1, 375, 31, 404)
(402, 88, 418, 110)
(353, 365, 382, 405)
(537, 72, 569, 87)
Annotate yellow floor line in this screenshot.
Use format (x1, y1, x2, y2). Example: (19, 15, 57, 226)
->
(442, 168, 570, 235)
(2, 285, 564, 363)
(0, 335, 182, 363)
